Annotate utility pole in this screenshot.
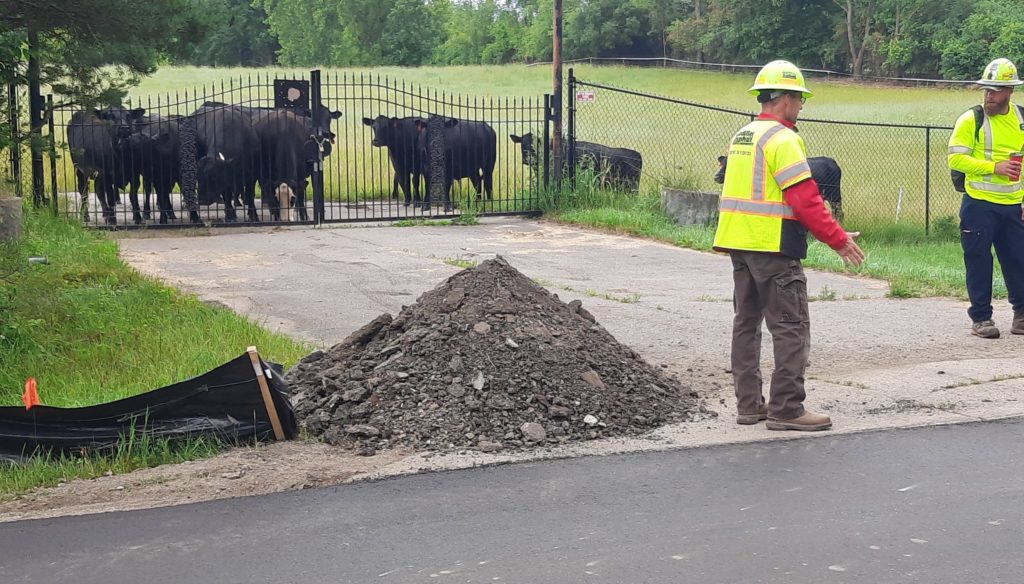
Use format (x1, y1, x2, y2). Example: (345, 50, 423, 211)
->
(552, 0, 563, 184)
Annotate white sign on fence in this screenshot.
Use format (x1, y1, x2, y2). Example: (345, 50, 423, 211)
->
(575, 90, 597, 103)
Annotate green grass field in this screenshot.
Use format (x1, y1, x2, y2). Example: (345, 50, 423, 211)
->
(41, 65, 984, 230)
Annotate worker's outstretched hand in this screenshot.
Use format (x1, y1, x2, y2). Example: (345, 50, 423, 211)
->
(837, 232, 865, 266)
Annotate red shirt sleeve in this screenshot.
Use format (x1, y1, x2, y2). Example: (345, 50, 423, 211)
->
(783, 178, 848, 250)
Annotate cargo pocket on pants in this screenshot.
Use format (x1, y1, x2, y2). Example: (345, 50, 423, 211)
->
(774, 268, 809, 323)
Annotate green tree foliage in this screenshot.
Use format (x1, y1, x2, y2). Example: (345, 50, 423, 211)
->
(939, 0, 1024, 80)
(380, 0, 442, 66)
(189, 0, 279, 66)
(256, 0, 340, 66)
(0, 0, 200, 105)
(565, 0, 653, 59)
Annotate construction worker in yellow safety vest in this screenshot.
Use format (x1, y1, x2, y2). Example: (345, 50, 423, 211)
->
(713, 60, 864, 432)
(948, 57, 1024, 339)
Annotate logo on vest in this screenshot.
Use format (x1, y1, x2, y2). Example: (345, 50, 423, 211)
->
(733, 131, 754, 146)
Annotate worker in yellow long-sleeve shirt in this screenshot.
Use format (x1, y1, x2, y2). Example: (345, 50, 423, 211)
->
(948, 58, 1024, 339)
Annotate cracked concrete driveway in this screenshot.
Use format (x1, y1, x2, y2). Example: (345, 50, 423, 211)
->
(117, 217, 1024, 450)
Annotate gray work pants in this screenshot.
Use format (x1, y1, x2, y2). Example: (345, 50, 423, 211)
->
(729, 251, 810, 420)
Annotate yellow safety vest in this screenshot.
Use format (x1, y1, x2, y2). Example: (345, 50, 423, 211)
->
(948, 103, 1024, 205)
(713, 120, 813, 255)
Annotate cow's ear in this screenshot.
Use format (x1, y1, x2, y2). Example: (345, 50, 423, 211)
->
(130, 108, 146, 120)
(362, 117, 373, 126)
(510, 134, 522, 143)
(717, 155, 726, 163)
(330, 110, 342, 119)
(443, 118, 459, 128)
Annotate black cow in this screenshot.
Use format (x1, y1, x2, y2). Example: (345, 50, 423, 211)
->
(192, 104, 261, 222)
(67, 107, 146, 225)
(253, 109, 312, 221)
(127, 113, 181, 224)
(202, 101, 341, 219)
(715, 155, 844, 221)
(509, 132, 643, 191)
(362, 115, 426, 206)
(413, 116, 497, 211)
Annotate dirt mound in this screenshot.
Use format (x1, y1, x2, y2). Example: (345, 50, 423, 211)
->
(285, 257, 706, 454)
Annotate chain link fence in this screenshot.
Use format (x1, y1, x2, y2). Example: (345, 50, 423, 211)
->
(570, 74, 959, 234)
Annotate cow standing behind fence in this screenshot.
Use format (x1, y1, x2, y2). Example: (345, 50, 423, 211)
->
(509, 132, 643, 191)
(68, 107, 146, 225)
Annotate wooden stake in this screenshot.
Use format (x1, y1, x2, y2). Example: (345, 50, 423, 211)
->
(247, 346, 286, 441)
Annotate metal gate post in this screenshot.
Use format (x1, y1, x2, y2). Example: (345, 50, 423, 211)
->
(543, 94, 551, 191)
(567, 68, 576, 188)
(309, 69, 325, 225)
(924, 127, 931, 235)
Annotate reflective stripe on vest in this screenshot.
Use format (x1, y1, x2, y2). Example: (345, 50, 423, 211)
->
(719, 197, 796, 219)
(968, 180, 1022, 194)
(751, 124, 787, 200)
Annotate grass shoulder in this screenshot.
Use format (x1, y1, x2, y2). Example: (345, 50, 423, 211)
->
(0, 210, 310, 498)
(541, 185, 979, 300)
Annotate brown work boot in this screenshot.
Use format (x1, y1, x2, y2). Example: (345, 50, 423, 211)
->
(1012, 312, 1024, 335)
(971, 320, 1000, 339)
(766, 411, 832, 432)
(736, 405, 768, 425)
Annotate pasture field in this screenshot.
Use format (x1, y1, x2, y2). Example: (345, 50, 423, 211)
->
(41, 65, 983, 229)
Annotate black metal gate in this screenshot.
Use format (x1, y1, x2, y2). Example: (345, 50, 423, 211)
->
(37, 70, 548, 229)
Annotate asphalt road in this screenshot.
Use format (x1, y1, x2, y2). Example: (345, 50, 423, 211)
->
(2, 419, 1022, 584)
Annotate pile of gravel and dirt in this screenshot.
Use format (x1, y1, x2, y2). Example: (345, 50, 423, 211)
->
(285, 256, 709, 455)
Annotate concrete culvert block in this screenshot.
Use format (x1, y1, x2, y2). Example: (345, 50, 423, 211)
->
(660, 186, 720, 226)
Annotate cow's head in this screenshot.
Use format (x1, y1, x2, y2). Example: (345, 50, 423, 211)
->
(413, 117, 458, 153)
(128, 116, 176, 156)
(197, 152, 232, 205)
(362, 115, 401, 148)
(95, 106, 146, 149)
(714, 155, 727, 184)
(510, 132, 543, 168)
(312, 104, 342, 144)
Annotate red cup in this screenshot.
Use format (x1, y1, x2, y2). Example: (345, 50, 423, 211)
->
(1010, 152, 1023, 182)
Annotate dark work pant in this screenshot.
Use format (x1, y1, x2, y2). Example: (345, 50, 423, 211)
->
(729, 251, 810, 421)
(959, 194, 1024, 322)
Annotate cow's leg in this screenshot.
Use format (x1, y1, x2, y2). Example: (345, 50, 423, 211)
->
(76, 170, 90, 222)
(98, 175, 117, 225)
(221, 189, 238, 222)
(391, 175, 401, 200)
(156, 183, 170, 225)
(398, 173, 413, 206)
(831, 200, 844, 222)
(128, 177, 144, 225)
(142, 176, 153, 220)
(261, 178, 280, 222)
(443, 177, 454, 212)
(296, 183, 308, 222)
(470, 174, 483, 200)
(413, 172, 423, 203)
(482, 168, 494, 200)
(245, 179, 259, 223)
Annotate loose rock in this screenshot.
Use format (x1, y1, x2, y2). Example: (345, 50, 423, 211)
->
(285, 257, 705, 453)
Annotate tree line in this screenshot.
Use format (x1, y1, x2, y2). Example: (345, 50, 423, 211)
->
(232, 0, 1023, 81)
(2, 0, 1024, 114)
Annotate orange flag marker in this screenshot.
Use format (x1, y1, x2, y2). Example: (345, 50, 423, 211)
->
(23, 377, 40, 410)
